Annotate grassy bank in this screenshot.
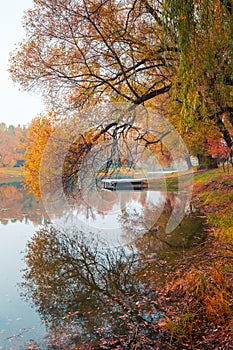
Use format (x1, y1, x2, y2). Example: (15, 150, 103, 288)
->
(0, 167, 24, 184)
(193, 168, 233, 242)
(158, 167, 233, 349)
(0, 167, 24, 176)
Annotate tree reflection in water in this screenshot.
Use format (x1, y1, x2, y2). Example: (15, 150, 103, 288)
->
(22, 225, 164, 349)
(120, 191, 205, 260)
(21, 188, 206, 348)
(0, 183, 44, 225)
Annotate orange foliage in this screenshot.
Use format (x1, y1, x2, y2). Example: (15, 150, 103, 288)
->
(0, 123, 26, 167)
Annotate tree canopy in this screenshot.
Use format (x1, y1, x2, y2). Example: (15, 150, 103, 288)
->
(9, 0, 233, 194)
(10, 0, 174, 110)
(166, 0, 233, 149)
(10, 0, 232, 114)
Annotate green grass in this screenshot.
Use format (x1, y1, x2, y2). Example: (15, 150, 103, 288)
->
(194, 167, 233, 183)
(208, 213, 233, 230)
(0, 167, 24, 184)
(192, 167, 233, 236)
(0, 167, 24, 177)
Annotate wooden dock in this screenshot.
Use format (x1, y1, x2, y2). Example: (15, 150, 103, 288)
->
(102, 178, 148, 190)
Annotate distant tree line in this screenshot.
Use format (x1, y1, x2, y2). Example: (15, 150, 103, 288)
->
(0, 122, 26, 167)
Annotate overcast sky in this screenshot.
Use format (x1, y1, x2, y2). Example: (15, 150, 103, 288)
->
(0, 1, 44, 127)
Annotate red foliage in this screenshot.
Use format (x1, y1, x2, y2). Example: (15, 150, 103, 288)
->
(206, 136, 230, 159)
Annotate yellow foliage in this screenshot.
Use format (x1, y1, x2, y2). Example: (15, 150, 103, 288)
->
(23, 116, 54, 198)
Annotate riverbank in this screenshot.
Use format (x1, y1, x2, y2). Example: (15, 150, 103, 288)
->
(193, 167, 233, 242)
(156, 167, 233, 349)
(84, 168, 233, 350)
(0, 167, 24, 184)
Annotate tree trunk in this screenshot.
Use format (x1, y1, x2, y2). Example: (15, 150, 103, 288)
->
(185, 156, 192, 169)
(197, 154, 218, 170)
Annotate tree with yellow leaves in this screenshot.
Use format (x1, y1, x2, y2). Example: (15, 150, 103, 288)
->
(23, 116, 54, 198)
(10, 0, 233, 192)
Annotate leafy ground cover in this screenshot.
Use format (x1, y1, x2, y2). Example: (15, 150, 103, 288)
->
(194, 168, 233, 241)
(156, 168, 233, 349)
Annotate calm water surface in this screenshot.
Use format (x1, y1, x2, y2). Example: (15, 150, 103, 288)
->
(0, 222, 46, 349)
(0, 181, 204, 349)
(0, 183, 46, 348)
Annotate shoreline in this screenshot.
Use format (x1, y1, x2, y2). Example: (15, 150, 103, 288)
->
(0, 167, 24, 184)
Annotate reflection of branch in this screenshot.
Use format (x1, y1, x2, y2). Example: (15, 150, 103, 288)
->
(22, 225, 161, 343)
(147, 228, 174, 248)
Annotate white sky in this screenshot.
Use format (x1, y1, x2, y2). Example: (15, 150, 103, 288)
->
(0, 1, 44, 127)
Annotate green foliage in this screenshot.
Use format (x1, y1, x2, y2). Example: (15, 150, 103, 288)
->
(166, 312, 196, 342)
(165, 0, 233, 153)
(208, 212, 233, 230)
(193, 168, 233, 244)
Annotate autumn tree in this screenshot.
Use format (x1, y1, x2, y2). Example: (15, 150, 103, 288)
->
(165, 0, 233, 155)
(10, 0, 174, 110)
(36, 103, 192, 206)
(13, 1, 183, 165)
(23, 115, 54, 197)
(10, 1, 232, 120)
(9, 0, 233, 186)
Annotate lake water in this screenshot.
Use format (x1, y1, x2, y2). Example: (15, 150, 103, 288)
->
(0, 181, 204, 349)
(0, 183, 47, 348)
